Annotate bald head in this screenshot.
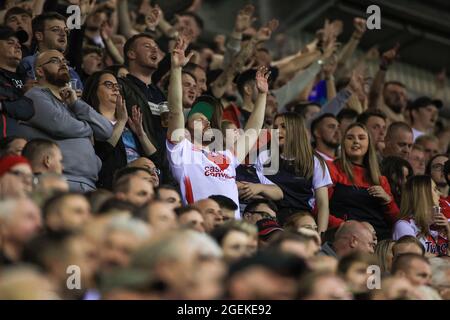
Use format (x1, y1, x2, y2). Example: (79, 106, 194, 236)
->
(384, 122, 413, 159)
(34, 50, 70, 86)
(194, 199, 223, 232)
(333, 221, 375, 257)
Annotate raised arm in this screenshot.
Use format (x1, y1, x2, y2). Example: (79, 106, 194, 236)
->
(211, 19, 279, 99)
(337, 18, 367, 70)
(368, 43, 399, 110)
(235, 66, 269, 164)
(223, 4, 255, 68)
(118, 0, 138, 39)
(100, 22, 124, 65)
(167, 36, 193, 143)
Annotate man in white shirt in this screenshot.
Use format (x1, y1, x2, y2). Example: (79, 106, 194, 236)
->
(408, 97, 442, 141)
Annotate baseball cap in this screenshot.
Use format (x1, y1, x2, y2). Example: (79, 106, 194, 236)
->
(256, 218, 283, 240)
(187, 101, 214, 121)
(0, 156, 31, 177)
(408, 96, 443, 111)
(0, 26, 28, 44)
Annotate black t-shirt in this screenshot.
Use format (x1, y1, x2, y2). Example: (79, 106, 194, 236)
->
(0, 68, 25, 100)
(126, 74, 167, 142)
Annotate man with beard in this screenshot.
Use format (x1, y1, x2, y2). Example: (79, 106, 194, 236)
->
(369, 44, 408, 123)
(167, 36, 270, 219)
(311, 113, 341, 161)
(0, 26, 35, 138)
(408, 97, 442, 141)
(18, 50, 113, 192)
(18, 12, 83, 91)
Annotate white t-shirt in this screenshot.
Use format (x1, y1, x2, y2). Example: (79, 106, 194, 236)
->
(166, 139, 241, 219)
(315, 149, 335, 162)
(393, 219, 448, 255)
(412, 128, 425, 142)
(255, 151, 332, 209)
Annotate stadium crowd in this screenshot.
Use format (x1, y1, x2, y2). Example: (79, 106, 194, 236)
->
(0, 0, 450, 300)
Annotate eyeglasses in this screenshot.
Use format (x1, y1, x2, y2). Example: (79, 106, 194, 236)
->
(149, 167, 161, 176)
(100, 81, 121, 90)
(38, 57, 69, 67)
(431, 164, 445, 172)
(46, 27, 69, 35)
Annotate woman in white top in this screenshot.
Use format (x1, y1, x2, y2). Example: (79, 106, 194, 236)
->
(393, 175, 450, 257)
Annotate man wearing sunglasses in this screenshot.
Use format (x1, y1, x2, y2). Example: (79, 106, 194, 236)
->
(17, 50, 113, 192)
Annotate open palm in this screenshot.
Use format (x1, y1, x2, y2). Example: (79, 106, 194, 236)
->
(171, 36, 193, 68)
(255, 66, 270, 94)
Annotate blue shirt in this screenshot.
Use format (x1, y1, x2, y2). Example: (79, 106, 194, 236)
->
(122, 127, 140, 163)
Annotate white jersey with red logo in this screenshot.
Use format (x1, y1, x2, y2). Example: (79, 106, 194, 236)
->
(393, 218, 448, 256)
(167, 139, 240, 219)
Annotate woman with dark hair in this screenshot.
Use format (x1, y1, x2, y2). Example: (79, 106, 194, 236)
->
(381, 156, 413, 207)
(328, 123, 399, 240)
(82, 70, 157, 189)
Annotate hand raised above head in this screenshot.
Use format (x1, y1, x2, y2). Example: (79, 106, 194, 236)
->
(171, 36, 194, 68)
(255, 65, 270, 94)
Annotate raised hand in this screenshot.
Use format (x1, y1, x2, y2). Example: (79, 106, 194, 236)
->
(255, 19, 279, 42)
(100, 22, 112, 40)
(381, 43, 400, 67)
(235, 4, 256, 33)
(323, 54, 338, 78)
(353, 17, 367, 37)
(145, 5, 162, 31)
(115, 95, 128, 124)
(127, 105, 145, 137)
(346, 70, 364, 95)
(255, 66, 270, 94)
(80, 0, 97, 16)
(171, 36, 194, 68)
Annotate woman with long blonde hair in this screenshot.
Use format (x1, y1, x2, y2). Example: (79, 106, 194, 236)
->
(255, 112, 332, 233)
(393, 175, 450, 256)
(328, 123, 399, 240)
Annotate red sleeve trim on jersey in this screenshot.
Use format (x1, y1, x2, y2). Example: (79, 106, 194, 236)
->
(184, 176, 194, 204)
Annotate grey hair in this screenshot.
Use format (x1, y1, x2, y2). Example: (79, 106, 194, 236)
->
(106, 216, 151, 240)
(131, 229, 222, 270)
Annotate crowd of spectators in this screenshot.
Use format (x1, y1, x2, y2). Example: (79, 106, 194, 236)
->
(0, 0, 450, 300)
